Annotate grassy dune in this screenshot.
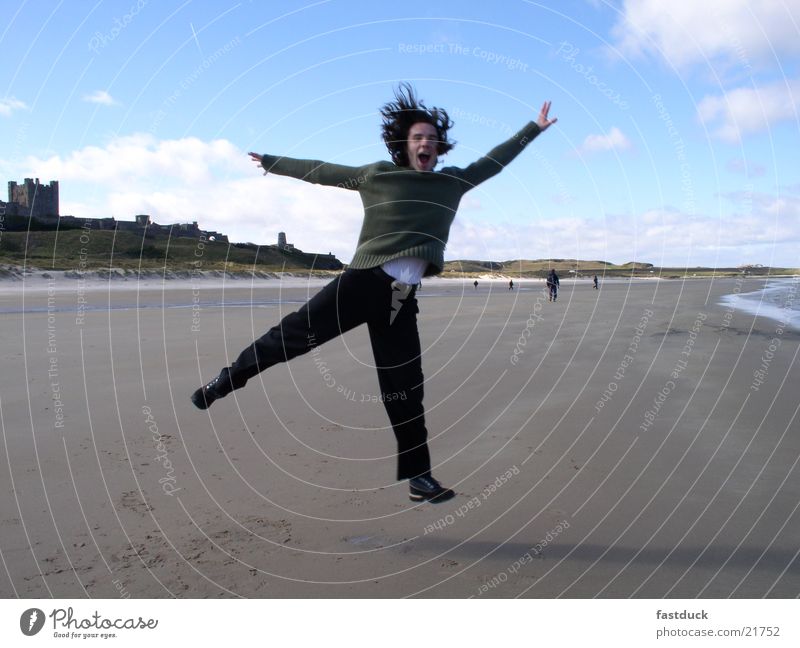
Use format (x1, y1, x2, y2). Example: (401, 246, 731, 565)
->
(0, 230, 339, 272)
(441, 258, 797, 279)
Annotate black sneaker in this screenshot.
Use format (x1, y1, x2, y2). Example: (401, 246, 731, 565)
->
(190, 369, 233, 410)
(409, 474, 455, 503)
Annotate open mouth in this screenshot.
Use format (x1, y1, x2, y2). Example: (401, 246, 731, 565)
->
(418, 153, 431, 166)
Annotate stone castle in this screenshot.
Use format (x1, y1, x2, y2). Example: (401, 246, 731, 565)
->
(1, 177, 228, 241)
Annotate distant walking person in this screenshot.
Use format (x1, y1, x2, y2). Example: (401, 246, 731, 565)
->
(546, 269, 560, 302)
(509, 279, 514, 290)
(473, 280, 479, 290)
(593, 274, 599, 290)
(190, 83, 557, 505)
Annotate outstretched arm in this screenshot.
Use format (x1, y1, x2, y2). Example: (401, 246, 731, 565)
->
(249, 152, 368, 189)
(458, 101, 558, 188)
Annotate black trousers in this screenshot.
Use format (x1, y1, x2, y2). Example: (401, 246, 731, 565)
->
(226, 268, 431, 480)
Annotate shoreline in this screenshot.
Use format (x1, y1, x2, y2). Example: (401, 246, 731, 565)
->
(718, 277, 800, 331)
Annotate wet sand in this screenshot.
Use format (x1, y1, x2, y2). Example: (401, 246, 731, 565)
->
(1, 275, 798, 598)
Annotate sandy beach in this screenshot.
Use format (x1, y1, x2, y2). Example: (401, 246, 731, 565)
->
(1, 274, 798, 598)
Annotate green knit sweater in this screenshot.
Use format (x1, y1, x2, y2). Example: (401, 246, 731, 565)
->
(260, 120, 541, 276)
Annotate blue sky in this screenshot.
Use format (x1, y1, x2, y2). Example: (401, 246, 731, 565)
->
(1, 0, 798, 267)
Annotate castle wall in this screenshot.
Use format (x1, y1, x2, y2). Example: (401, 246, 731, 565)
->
(4, 178, 260, 250)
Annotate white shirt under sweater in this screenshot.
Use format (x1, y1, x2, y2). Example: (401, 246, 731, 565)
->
(381, 257, 428, 285)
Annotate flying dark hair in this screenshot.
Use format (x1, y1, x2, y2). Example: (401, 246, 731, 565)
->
(380, 82, 455, 167)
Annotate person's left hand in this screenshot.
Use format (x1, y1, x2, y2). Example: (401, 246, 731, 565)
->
(537, 101, 557, 131)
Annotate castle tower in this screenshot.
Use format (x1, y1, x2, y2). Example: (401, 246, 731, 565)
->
(278, 232, 287, 249)
(8, 178, 59, 218)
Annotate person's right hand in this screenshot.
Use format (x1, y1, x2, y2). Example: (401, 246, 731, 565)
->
(249, 152, 268, 175)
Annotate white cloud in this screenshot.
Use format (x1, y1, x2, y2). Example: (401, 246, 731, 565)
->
(697, 79, 800, 142)
(447, 202, 800, 268)
(83, 90, 118, 106)
(611, 0, 800, 68)
(578, 127, 632, 154)
(34, 134, 244, 184)
(0, 97, 27, 117)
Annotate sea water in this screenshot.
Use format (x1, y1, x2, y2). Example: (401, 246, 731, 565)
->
(719, 277, 800, 331)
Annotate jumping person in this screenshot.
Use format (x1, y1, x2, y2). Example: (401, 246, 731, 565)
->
(191, 84, 557, 503)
